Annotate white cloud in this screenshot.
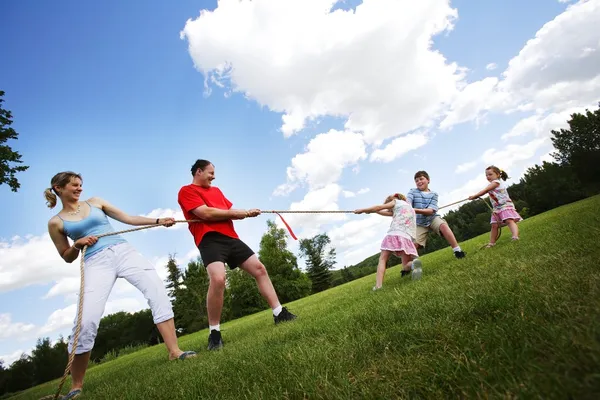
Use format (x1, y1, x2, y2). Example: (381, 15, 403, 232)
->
(439, 77, 499, 129)
(439, 0, 600, 127)
(498, 0, 600, 111)
(274, 184, 348, 239)
(343, 187, 371, 198)
(0, 314, 36, 340)
(540, 151, 555, 164)
(369, 132, 430, 162)
(0, 233, 78, 294)
(455, 161, 477, 174)
(328, 214, 390, 250)
(181, 0, 466, 143)
(501, 106, 583, 140)
(0, 349, 27, 367)
(274, 129, 367, 195)
(482, 138, 549, 171)
(140, 208, 187, 230)
(486, 62, 497, 70)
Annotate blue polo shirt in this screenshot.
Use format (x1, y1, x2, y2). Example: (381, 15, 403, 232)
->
(406, 188, 439, 227)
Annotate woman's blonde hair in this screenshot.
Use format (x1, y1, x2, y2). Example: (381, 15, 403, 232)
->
(44, 171, 82, 208)
(384, 193, 406, 203)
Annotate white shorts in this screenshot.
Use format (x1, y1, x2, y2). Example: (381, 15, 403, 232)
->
(68, 242, 174, 354)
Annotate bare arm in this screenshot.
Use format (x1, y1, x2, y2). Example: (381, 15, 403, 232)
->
(469, 181, 499, 200)
(414, 208, 436, 216)
(190, 205, 256, 221)
(91, 197, 175, 226)
(48, 217, 88, 263)
(355, 201, 395, 214)
(377, 210, 393, 217)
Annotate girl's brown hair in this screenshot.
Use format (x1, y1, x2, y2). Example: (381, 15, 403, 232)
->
(486, 165, 509, 181)
(44, 171, 82, 208)
(384, 193, 406, 203)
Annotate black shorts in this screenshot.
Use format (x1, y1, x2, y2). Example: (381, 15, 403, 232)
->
(198, 231, 255, 269)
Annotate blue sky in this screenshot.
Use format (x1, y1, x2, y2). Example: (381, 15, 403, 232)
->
(1, 0, 598, 365)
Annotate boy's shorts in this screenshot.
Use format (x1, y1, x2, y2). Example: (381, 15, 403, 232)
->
(415, 216, 447, 247)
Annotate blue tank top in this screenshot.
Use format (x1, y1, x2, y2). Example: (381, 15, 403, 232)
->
(59, 202, 127, 260)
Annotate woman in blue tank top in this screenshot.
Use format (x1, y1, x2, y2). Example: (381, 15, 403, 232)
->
(45, 171, 196, 400)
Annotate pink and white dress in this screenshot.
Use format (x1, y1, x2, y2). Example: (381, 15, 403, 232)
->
(380, 199, 419, 257)
(488, 179, 523, 225)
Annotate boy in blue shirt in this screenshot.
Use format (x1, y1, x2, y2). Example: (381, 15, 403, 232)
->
(406, 170, 466, 259)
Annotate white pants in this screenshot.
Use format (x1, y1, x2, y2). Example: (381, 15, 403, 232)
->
(68, 242, 174, 354)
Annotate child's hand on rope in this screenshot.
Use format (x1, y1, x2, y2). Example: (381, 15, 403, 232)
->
(74, 236, 98, 250)
(354, 209, 365, 214)
(468, 195, 479, 200)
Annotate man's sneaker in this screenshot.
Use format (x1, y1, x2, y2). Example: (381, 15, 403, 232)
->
(207, 329, 223, 351)
(274, 307, 297, 324)
(454, 250, 466, 259)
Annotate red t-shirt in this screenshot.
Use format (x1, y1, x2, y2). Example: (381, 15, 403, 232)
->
(177, 184, 239, 246)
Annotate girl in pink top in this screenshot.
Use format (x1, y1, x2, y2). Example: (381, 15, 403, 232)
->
(469, 165, 522, 247)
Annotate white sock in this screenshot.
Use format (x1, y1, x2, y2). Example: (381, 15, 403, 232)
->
(209, 324, 220, 332)
(452, 246, 462, 252)
(272, 304, 283, 316)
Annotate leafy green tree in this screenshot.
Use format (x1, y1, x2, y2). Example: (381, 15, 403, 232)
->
(514, 161, 588, 216)
(258, 220, 311, 302)
(0, 90, 29, 192)
(299, 233, 336, 293)
(168, 257, 211, 334)
(226, 268, 266, 318)
(551, 102, 600, 187)
(91, 309, 159, 362)
(30, 337, 68, 385)
(0, 360, 7, 396)
(4, 354, 34, 394)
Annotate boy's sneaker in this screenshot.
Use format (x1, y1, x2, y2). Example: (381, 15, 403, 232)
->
(401, 269, 411, 277)
(207, 329, 223, 351)
(454, 250, 466, 259)
(274, 307, 297, 324)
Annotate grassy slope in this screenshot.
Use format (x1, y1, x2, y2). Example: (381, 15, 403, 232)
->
(15, 196, 600, 400)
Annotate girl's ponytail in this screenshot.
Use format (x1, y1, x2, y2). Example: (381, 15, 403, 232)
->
(486, 165, 509, 181)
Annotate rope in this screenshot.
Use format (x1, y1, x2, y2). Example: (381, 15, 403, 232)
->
(43, 199, 488, 399)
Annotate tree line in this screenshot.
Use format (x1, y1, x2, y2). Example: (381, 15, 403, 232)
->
(1, 94, 598, 397)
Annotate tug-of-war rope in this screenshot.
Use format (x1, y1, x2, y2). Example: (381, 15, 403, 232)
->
(42, 198, 496, 400)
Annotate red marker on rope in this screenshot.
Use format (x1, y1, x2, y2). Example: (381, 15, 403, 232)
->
(274, 212, 298, 240)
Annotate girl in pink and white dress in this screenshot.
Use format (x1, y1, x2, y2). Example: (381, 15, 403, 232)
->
(468, 165, 522, 247)
(355, 193, 422, 290)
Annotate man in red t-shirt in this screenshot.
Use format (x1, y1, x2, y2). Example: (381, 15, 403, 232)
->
(178, 159, 297, 350)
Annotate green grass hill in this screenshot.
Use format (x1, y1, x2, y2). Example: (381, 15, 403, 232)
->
(14, 195, 600, 399)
